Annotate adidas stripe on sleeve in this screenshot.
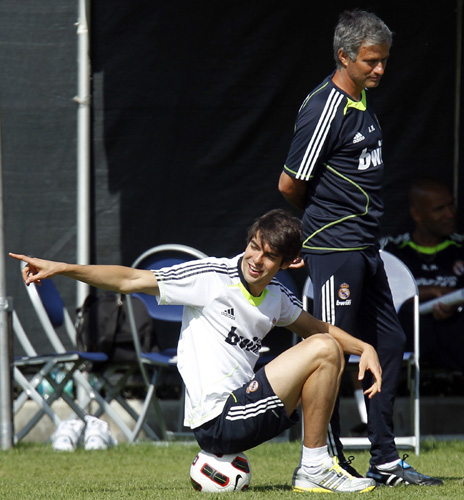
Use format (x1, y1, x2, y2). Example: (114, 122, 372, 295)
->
(283, 74, 385, 252)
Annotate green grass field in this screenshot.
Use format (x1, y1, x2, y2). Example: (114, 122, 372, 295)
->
(0, 440, 462, 499)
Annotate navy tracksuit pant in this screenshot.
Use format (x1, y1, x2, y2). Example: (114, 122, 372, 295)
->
(304, 247, 406, 466)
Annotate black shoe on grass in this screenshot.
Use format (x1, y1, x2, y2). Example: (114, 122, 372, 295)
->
(367, 456, 443, 486)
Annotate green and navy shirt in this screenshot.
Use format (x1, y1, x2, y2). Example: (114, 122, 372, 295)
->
(154, 254, 302, 429)
(381, 233, 464, 289)
(284, 74, 384, 253)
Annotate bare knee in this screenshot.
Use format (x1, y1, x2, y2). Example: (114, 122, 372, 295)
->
(302, 334, 344, 370)
(265, 333, 344, 413)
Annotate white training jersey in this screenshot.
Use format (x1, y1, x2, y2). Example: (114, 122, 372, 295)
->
(154, 254, 302, 429)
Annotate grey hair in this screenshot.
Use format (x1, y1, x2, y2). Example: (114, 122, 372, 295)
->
(333, 9, 393, 68)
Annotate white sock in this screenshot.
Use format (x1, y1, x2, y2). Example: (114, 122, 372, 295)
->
(300, 445, 330, 473)
(376, 458, 401, 471)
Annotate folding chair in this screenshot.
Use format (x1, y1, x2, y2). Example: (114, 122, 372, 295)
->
(14, 265, 153, 443)
(302, 250, 420, 455)
(13, 301, 108, 443)
(125, 244, 207, 442)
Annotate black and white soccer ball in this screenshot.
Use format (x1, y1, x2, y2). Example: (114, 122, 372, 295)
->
(190, 450, 252, 492)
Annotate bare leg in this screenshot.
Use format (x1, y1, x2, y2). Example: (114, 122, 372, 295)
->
(264, 333, 344, 448)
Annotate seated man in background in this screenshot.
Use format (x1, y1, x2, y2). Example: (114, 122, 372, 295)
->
(381, 178, 464, 375)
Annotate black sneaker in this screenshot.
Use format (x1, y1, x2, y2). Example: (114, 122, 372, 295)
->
(339, 455, 363, 478)
(367, 456, 443, 486)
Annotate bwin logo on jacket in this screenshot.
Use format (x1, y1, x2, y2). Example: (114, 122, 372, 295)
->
(358, 140, 383, 170)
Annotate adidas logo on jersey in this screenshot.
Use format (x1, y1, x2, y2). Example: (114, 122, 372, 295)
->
(221, 308, 235, 320)
(353, 132, 365, 144)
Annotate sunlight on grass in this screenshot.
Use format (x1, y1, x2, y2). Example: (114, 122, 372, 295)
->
(0, 440, 463, 499)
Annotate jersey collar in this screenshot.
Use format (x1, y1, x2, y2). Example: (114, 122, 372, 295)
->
(344, 90, 367, 114)
(402, 238, 459, 255)
(237, 257, 268, 306)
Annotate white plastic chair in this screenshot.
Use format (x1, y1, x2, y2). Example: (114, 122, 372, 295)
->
(302, 250, 420, 455)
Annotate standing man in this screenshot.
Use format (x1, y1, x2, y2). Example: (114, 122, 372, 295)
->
(279, 9, 442, 486)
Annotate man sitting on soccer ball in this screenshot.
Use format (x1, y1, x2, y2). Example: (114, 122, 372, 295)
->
(11, 209, 382, 493)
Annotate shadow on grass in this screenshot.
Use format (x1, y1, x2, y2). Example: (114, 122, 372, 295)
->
(250, 484, 292, 492)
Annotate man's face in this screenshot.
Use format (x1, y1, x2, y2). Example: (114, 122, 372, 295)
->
(242, 233, 287, 296)
(413, 186, 457, 239)
(342, 42, 390, 92)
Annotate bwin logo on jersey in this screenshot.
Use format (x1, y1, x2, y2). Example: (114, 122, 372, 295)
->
(358, 140, 383, 170)
(225, 327, 262, 354)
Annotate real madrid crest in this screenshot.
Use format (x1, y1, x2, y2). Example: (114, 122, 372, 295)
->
(246, 380, 259, 394)
(338, 283, 350, 300)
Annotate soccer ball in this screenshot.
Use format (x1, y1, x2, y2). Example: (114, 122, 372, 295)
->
(190, 450, 252, 492)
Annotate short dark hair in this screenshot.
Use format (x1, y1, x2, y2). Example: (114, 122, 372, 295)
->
(408, 177, 452, 208)
(246, 209, 302, 264)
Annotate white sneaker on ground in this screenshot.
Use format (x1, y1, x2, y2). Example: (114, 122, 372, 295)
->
(84, 416, 118, 451)
(293, 456, 376, 493)
(51, 419, 85, 452)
